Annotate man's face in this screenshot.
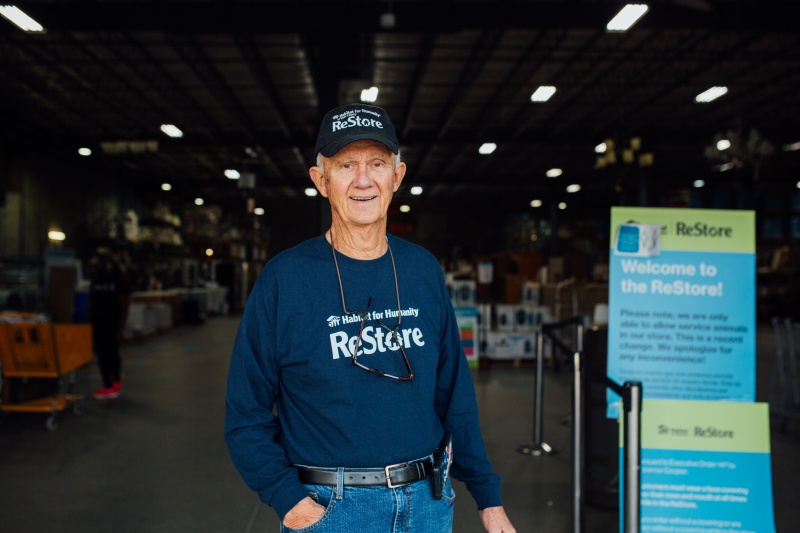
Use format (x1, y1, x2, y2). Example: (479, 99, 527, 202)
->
(310, 140, 406, 230)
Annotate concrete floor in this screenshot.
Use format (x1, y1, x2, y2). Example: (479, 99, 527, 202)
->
(0, 315, 797, 532)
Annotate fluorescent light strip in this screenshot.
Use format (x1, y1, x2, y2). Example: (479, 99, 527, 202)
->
(782, 141, 800, 152)
(546, 168, 563, 178)
(695, 86, 728, 103)
(361, 87, 379, 103)
(531, 86, 556, 102)
(160, 124, 184, 138)
(607, 4, 649, 32)
(0, 5, 45, 32)
(479, 143, 497, 155)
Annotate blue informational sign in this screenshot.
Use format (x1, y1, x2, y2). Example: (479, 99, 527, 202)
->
(623, 400, 776, 533)
(607, 208, 756, 417)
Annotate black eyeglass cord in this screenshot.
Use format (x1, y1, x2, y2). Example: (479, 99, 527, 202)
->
(329, 231, 413, 381)
(330, 232, 402, 329)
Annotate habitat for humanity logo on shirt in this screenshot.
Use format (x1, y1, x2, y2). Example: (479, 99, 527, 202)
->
(325, 307, 422, 360)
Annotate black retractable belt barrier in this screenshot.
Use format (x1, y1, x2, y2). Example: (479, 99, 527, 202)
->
(517, 315, 586, 457)
(517, 316, 643, 533)
(575, 334, 643, 533)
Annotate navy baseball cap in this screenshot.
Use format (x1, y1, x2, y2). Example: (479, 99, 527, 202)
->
(314, 104, 399, 157)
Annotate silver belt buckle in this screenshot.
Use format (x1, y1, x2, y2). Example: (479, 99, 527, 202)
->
(384, 462, 408, 488)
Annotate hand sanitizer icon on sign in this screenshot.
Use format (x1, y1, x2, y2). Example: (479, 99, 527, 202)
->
(614, 222, 661, 257)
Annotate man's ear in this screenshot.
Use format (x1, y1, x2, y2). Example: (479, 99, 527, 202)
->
(392, 161, 407, 193)
(309, 165, 328, 198)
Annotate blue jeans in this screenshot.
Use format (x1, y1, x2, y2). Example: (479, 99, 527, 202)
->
(280, 469, 455, 533)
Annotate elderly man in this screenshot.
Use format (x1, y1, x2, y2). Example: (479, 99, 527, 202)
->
(225, 103, 515, 532)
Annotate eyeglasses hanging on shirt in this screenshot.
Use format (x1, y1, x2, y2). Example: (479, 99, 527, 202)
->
(330, 235, 414, 382)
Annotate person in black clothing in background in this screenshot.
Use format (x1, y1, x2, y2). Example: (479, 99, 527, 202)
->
(88, 248, 130, 400)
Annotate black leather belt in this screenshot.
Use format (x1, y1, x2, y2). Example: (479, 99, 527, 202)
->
(296, 458, 432, 488)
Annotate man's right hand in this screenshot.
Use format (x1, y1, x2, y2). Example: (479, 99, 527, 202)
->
(282, 496, 326, 529)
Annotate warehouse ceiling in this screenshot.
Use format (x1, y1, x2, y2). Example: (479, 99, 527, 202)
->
(1, 0, 799, 216)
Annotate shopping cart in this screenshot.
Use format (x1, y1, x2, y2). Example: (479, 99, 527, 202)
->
(0, 312, 92, 430)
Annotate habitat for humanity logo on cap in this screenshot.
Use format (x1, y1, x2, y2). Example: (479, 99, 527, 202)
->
(315, 104, 399, 158)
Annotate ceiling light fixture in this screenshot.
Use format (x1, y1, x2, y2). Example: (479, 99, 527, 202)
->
(399, 205, 411, 213)
(694, 179, 705, 188)
(558, 202, 567, 210)
(530, 199, 543, 208)
(716, 139, 731, 151)
(380, 10, 396, 29)
(194, 198, 204, 206)
(530, 86, 556, 102)
(205, 248, 214, 257)
(254, 207, 265, 216)
(479, 143, 497, 155)
(595, 143, 607, 154)
(304, 188, 318, 197)
(0, 5, 45, 32)
(160, 124, 184, 138)
(47, 230, 65, 242)
(695, 86, 728, 103)
(783, 141, 800, 152)
(224, 169, 240, 180)
(566, 184, 581, 193)
(546, 168, 563, 178)
(410, 186, 423, 195)
(360, 86, 379, 103)
(606, 4, 649, 32)
(78, 147, 92, 156)
(161, 183, 172, 191)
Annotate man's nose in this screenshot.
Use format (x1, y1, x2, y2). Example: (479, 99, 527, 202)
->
(354, 164, 373, 185)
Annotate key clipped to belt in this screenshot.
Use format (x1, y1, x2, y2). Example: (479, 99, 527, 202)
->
(432, 432, 453, 500)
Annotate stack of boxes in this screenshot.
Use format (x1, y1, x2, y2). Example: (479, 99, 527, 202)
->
(448, 279, 480, 368)
(447, 251, 608, 362)
(448, 277, 553, 362)
(481, 290, 552, 361)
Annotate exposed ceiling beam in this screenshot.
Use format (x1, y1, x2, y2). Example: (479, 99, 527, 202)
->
(8, 2, 799, 34)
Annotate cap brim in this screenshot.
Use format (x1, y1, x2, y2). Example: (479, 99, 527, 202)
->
(318, 133, 399, 157)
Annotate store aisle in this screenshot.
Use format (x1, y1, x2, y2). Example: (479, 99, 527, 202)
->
(0, 316, 797, 532)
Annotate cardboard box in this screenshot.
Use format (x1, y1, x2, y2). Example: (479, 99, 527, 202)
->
(494, 304, 517, 332)
(504, 274, 522, 304)
(484, 332, 537, 359)
(476, 303, 492, 332)
(521, 281, 540, 305)
(548, 256, 565, 282)
(517, 253, 543, 280)
(515, 305, 553, 331)
(447, 280, 476, 306)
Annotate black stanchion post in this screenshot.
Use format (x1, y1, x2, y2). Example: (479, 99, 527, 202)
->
(623, 381, 643, 533)
(572, 349, 584, 533)
(518, 326, 556, 456)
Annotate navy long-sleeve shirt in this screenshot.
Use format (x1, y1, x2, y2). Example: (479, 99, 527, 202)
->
(225, 234, 502, 519)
